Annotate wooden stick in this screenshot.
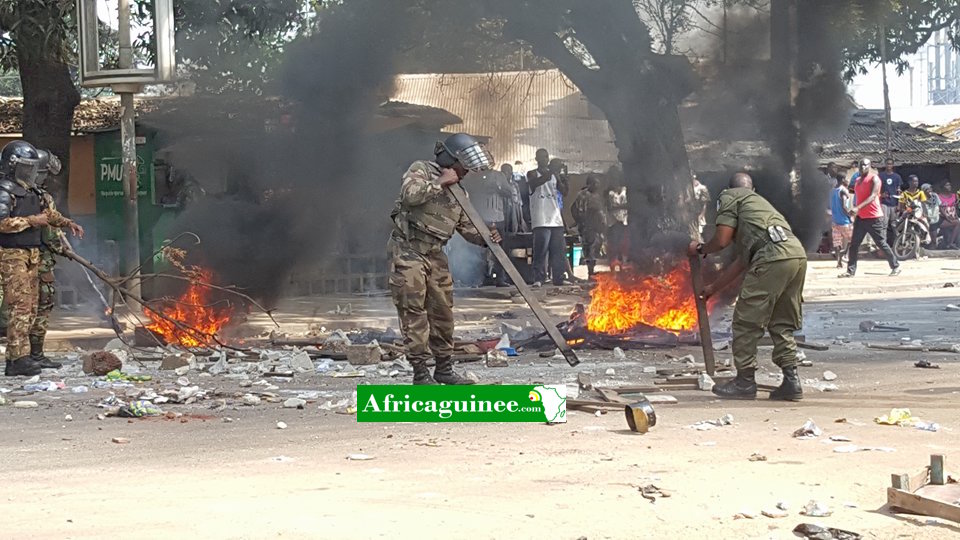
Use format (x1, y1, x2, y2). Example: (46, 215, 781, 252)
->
(688, 255, 716, 375)
(449, 183, 579, 367)
(867, 343, 960, 353)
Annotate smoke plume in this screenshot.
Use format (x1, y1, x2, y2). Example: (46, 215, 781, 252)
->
(166, 1, 412, 304)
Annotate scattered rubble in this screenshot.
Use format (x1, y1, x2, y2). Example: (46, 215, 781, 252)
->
(748, 452, 767, 462)
(833, 445, 895, 453)
(276, 421, 288, 429)
(111, 437, 130, 444)
(793, 523, 862, 540)
(761, 508, 788, 518)
(697, 373, 714, 391)
(691, 414, 734, 431)
(822, 370, 837, 381)
(485, 349, 509, 368)
(800, 500, 833, 517)
(13, 401, 39, 409)
(613, 347, 626, 361)
(347, 453, 375, 461)
(83, 351, 123, 376)
(283, 398, 307, 409)
(914, 360, 940, 369)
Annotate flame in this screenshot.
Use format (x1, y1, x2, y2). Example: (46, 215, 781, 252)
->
(586, 263, 699, 334)
(145, 269, 232, 347)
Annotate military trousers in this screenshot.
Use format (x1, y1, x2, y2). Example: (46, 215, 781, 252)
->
(31, 251, 57, 345)
(389, 246, 455, 367)
(0, 248, 41, 360)
(732, 257, 807, 371)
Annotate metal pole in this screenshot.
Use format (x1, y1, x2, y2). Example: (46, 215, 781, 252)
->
(117, 0, 142, 305)
(448, 183, 580, 367)
(880, 22, 893, 158)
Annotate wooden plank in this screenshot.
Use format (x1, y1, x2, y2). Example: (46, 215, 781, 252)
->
(931, 455, 946, 485)
(597, 388, 632, 404)
(688, 255, 716, 375)
(449, 184, 579, 367)
(887, 487, 960, 523)
(567, 399, 623, 410)
(797, 341, 830, 351)
(645, 394, 678, 404)
(910, 468, 930, 491)
(891, 473, 911, 491)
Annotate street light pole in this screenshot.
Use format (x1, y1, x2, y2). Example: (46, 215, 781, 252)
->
(116, 0, 142, 305)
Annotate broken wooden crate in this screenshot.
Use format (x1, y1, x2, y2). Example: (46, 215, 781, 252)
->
(887, 454, 960, 523)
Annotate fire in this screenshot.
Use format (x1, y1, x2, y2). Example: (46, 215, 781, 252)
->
(145, 269, 233, 347)
(586, 264, 699, 334)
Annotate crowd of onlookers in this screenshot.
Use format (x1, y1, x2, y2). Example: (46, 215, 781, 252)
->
(827, 158, 960, 269)
(469, 148, 635, 286)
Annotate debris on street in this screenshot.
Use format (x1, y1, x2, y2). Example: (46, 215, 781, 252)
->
(793, 419, 823, 439)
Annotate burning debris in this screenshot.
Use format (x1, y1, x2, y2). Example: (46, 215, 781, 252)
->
(586, 264, 699, 335)
(144, 268, 234, 348)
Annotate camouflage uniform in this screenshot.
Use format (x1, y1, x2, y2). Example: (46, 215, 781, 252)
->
(0, 182, 73, 362)
(388, 161, 486, 383)
(30, 193, 64, 354)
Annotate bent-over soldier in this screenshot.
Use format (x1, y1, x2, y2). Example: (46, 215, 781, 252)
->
(389, 133, 500, 385)
(687, 173, 807, 401)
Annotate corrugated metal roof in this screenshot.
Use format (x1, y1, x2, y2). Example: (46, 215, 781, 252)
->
(816, 109, 960, 165)
(392, 70, 619, 173)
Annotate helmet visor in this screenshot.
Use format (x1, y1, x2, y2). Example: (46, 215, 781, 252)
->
(13, 159, 40, 185)
(455, 143, 493, 172)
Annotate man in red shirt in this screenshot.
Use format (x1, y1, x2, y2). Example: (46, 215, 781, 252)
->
(840, 158, 900, 277)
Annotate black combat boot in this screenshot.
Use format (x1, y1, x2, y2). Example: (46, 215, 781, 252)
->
(31, 338, 62, 369)
(711, 368, 757, 400)
(433, 357, 475, 385)
(5, 356, 42, 377)
(769, 366, 803, 401)
(412, 362, 439, 385)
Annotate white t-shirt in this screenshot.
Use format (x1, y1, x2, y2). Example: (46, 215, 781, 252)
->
(529, 171, 564, 228)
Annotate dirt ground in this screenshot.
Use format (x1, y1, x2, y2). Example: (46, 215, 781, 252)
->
(2, 258, 960, 539)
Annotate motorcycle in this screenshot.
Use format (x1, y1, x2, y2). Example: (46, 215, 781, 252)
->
(893, 197, 930, 260)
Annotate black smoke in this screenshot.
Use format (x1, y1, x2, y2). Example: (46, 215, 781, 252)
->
(165, 1, 413, 304)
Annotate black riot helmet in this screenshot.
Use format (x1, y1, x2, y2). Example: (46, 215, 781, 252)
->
(434, 133, 492, 172)
(35, 149, 62, 187)
(1, 140, 41, 185)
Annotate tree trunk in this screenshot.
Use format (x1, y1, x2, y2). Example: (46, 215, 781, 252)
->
(17, 56, 80, 214)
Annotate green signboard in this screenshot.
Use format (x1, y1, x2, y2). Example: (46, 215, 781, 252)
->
(94, 131, 167, 275)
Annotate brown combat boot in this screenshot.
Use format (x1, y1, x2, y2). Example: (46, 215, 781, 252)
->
(412, 362, 439, 385)
(433, 357, 475, 385)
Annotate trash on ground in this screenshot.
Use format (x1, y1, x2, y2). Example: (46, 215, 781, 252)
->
(117, 400, 163, 418)
(800, 500, 833, 517)
(793, 523, 862, 540)
(698, 373, 715, 391)
(638, 484, 670, 503)
(822, 370, 838, 381)
(691, 414, 734, 431)
(748, 452, 767, 462)
(761, 508, 788, 518)
(828, 435, 851, 442)
(111, 437, 130, 444)
(833, 445, 895, 453)
(914, 421, 939, 432)
(347, 453, 375, 461)
(604, 368, 615, 376)
(793, 419, 823, 439)
(276, 421, 288, 429)
(613, 347, 626, 361)
(13, 400, 39, 409)
(283, 398, 307, 409)
(875, 408, 918, 426)
(914, 360, 940, 369)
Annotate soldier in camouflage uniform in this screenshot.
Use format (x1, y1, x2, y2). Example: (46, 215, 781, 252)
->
(688, 173, 807, 401)
(29, 149, 67, 368)
(389, 133, 501, 385)
(0, 141, 84, 377)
